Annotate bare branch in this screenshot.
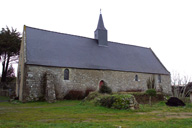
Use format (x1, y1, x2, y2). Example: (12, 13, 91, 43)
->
(171, 71, 192, 99)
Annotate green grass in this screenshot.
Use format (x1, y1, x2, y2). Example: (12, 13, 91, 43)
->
(0, 100, 192, 128)
(0, 96, 10, 101)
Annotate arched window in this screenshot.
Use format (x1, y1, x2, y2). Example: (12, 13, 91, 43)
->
(135, 75, 138, 81)
(64, 69, 69, 80)
(158, 75, 161, 83)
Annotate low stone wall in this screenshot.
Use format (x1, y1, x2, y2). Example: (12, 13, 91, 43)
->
(133, 93, 164, 104)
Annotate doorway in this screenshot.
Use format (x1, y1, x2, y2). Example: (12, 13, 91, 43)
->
(99, 80, 104, 88)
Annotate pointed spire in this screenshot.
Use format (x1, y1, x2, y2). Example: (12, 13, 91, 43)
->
(94, 12, 108, 46)
(96, 13, 107, 30)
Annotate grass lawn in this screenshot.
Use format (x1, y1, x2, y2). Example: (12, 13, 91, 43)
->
(0, 96, 10, 101)
(0, 100, 192, 128)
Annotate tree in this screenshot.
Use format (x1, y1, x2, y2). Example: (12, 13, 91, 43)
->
(7, 64, 15, 77)
(146, 76, 156, 106)
(145, 89, 156, 106)
(5, 65, 16, 83)
(0, 26, 21, 82)
(146, 76, 155, 89)
(171, 72, 191, 101)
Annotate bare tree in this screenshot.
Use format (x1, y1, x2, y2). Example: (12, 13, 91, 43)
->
(171, 72, 191, 100)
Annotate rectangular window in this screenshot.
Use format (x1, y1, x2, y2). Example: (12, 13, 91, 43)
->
(158, 75, 161, 83)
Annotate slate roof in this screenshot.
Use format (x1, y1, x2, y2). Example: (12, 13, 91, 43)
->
(25, 26, 170, 75)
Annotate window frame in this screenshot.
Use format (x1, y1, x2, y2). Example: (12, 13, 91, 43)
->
(135, 75, 138, 81)
(64, 69, 69, 80)
(158, 75, 161, 83)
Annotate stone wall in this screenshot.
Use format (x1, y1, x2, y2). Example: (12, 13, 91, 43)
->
(21, 65, 171, 102)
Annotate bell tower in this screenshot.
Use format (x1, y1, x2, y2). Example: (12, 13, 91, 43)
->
(94, 12, 108, 46)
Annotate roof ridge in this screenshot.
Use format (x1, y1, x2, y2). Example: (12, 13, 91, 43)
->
(25, 25, 149, 49)
(25, 25, 95, 41)
(109, 41, 149, 49)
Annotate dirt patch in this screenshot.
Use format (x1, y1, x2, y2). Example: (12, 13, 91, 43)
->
(137, 111, 162, 115)
(157, 112, 192, 119)
(138, 111, 192, 119)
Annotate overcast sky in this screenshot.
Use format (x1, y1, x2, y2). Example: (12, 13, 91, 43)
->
(1, 0, 192, 77)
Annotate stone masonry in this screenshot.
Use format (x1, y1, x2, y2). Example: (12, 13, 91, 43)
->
(18, 64, 171, 102)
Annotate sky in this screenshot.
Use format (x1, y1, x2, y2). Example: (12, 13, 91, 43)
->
(1, 0, 192, 78)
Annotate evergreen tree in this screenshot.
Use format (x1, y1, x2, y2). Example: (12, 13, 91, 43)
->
(0, 26, 21, 82)
(6, 65, 15, 78)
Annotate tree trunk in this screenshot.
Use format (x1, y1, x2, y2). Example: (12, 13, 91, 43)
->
(149, 96, 152, 106)
(1, 61, 6, 82)
(1, 54, 10, 83)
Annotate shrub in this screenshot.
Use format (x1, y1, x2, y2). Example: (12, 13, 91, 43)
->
(84, 89, 95, 97)
(98, 95, 115, 108)
(96, 94, 135, 110)
(145, 89, 157, 106)
(99, 84, 112, 94)
(184, 82, 192, 97)
(112, 94, 132, 109)
(145, 89, 156, 97)
(64, 90, 84, 100)
(84, 92, 103, 101)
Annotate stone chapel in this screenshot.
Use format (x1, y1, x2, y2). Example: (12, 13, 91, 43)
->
(16, 13, 171, 102)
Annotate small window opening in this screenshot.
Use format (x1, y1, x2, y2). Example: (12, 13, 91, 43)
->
(158, 75, 161, 83)
(64, 69, 69, 80)
(135, 75, 138, 81)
